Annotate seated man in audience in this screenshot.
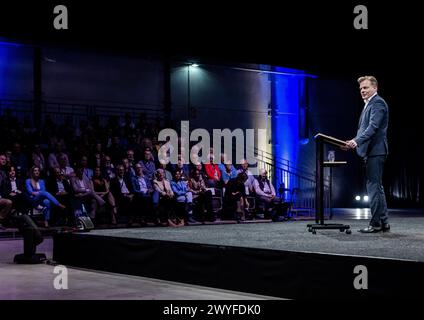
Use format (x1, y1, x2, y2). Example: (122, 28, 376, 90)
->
(0, 194, 13, 230)
(58, 153, 75, 180)
(204, 153, 221, 188)
(170, 154, 190, 181)
(71, 167, 106, 222)
(126, 149, 137, 173)
(171, 170, 197, 225)
(11, 142, 29, 176)
(101, 155, 115, 181)
(131, 163, 157, 225)
(218, 153, 226, 172)
(153, 169, 176, 226)
(46, 167, 74, 226)
(48, 142, 69, 171)
(189, 168, 214, 222)
(237, 159, 256, 194)
(1, 166, 27, 214)
(80, 155, 94, 180)
(220, 161, 238, 186)
(110, 165, 136, 226)
(157, 159, 173, 181)
(121, 158, 135, 179)
(138, 148, 156, 181)
(253, 169, 285, 221)
(0, 154, 8, 184)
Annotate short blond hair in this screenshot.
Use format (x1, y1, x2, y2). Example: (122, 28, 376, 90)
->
(357, 75, 378, 87)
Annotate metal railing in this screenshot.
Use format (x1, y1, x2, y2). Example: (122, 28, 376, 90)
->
(252, 147, 330, 217)
(0, 99, 165, 126)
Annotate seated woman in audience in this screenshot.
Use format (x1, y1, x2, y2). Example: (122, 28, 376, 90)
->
(223, 172, 249, 221)
(92, 167, 118, 225)
(25, 166, 66, 228)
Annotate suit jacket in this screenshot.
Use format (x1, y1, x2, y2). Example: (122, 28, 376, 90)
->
(131, 175, 153, 194)
(110, 176, 134, 197)
(25, 179, 47, 197)
(354, 94, 389, 158)
(46, 177, 73, 195)
(1, 177, 25, 197)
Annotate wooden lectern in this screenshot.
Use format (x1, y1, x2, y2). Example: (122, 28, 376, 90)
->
(307, 133, 351, 234)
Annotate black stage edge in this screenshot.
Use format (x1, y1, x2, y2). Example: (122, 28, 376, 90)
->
(53, 232, 424, 299)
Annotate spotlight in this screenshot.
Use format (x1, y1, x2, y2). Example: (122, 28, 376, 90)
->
(355, 195, 361, 201)
(190, 63, 199, 67)
(363, 195, 369, 202)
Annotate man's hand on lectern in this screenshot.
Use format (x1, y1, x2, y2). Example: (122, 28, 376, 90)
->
(346, 139, 357, 148)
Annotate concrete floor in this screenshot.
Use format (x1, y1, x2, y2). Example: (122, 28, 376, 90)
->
(0, 238, 280, 300)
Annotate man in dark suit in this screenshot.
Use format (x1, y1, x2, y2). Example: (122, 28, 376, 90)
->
(345, 76, 389, 233)
(47, 167, 74, 226)
(0, 166, 27, 213)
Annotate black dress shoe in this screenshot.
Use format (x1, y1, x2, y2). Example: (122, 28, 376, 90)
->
(382, 223, 390, 232)
(358, 226, 382, 233)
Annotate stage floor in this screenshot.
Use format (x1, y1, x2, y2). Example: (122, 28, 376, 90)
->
(53, 209, 424, 299)
(86, 215, 424, 262)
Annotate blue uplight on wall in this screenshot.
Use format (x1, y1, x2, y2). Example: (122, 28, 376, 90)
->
(0, 44, 8, 100)
(0, 40, 22, 101)
(271, 66, 308, 190)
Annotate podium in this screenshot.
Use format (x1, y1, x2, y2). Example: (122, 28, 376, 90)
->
(307, 133, 351, 234)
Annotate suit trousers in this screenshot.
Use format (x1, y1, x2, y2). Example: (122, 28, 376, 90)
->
(365, 155, 388, 227)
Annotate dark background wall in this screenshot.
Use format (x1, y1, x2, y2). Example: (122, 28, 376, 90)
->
(299, 77, 362, 207)
(42, 48, 164, 108)
(170, 64, 271, 157)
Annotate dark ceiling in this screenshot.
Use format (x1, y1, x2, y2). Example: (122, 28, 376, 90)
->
(1, 2, 421, 75)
